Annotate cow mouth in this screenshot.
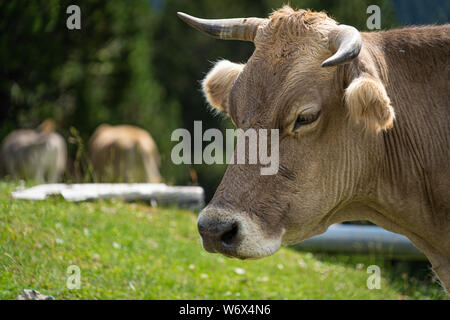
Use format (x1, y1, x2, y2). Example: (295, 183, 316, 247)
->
(199, 225, 283, 260)
(197, 206, 285, 259)
(202, 241, 279, 260)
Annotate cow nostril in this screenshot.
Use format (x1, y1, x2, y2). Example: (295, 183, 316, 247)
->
(220, 223, 239, 247)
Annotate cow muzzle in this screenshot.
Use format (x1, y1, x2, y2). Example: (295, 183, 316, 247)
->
(197, 206, 283, 259)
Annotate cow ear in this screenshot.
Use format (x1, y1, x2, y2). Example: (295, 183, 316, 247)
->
(344, 75, 395, 133)
(202, 60, 244, 115)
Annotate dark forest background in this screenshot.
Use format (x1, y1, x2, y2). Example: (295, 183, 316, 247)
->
(0, 0, 448, 200)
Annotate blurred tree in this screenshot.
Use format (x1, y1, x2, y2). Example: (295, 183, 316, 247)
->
(153, 0, 398, 200)
(0, 0, 185, 183)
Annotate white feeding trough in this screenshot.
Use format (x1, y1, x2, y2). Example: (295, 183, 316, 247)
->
(11, 183, 205, 210)
(291, 224, 426, 260)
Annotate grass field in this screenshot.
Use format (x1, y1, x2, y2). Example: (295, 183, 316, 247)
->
(0, 182, 445, 299)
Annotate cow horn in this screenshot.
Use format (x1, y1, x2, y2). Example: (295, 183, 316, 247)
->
(321, 25, 362, 67)
(177, 12, 267, 42)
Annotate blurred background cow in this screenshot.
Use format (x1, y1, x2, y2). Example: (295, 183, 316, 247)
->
(88, 124, 162, 183)
(0, 119, 67, 183)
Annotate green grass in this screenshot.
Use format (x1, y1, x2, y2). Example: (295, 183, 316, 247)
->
(0, 182, 445, 299)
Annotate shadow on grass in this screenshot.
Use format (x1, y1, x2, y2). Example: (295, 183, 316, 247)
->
(288, 246, 446, 299)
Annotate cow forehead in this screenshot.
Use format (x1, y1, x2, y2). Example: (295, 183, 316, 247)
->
(229, 47, 334, 129)
(255, 7, 336, 57)
(227, 9, 337, 127)
(228, 59, 283, 129)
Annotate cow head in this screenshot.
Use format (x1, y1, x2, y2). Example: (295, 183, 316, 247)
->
(179, 6, 394, 259)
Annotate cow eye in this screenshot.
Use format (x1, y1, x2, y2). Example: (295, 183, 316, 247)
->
(293, 111, 321, 131)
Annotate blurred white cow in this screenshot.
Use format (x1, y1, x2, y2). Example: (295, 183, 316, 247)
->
(0, 119, 67, 182)
(88, 124, 162, 183)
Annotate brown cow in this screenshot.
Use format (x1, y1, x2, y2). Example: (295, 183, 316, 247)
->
(0, 119, 67, 183)
(89, 124, 162, 183)
(179, 6, 450, 291)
